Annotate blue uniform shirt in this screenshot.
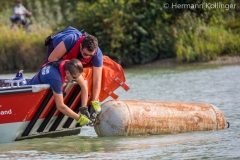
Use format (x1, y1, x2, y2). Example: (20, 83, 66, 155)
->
(52, 26, 103, 67)
(27, 66, 63, 94)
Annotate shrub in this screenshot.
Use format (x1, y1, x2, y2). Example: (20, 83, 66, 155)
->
(0, 26, 51, 72)
(173, 12, 240, 63)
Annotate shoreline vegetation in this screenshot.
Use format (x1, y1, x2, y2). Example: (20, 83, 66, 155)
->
(1, 1, 240, 72)
(131, 55, 240, 69)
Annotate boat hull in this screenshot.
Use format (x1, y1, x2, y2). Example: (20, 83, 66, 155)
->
(0, 81, 82, 143)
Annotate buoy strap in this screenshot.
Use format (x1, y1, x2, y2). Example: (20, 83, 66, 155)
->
(114, 77, 130, 91)
(103, 87, 119, 99)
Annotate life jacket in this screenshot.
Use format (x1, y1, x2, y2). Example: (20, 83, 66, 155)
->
(41, 60, 68, 84)
(41, 56, 130, 103)
(82, 56, 130, 103)
(63, 36, 93, 66)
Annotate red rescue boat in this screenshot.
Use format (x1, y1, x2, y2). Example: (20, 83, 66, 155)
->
(0, 56, 129, 143)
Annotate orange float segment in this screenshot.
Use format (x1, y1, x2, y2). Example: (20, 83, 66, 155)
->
(82, 56, 130, 104)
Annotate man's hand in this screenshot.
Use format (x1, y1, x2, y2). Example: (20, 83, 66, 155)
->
(79, 106, 90, 119)
(89, 100, 101, 119)
(76, 114, 92, 126)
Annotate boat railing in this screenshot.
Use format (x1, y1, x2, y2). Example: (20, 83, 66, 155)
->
(4, 79, 27, 87)
(0, 79, 50, 94)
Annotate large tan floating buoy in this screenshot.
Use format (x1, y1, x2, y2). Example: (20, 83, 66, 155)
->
(94, 100, 227, 136)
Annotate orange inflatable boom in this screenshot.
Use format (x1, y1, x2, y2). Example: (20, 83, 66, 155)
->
(82, 56, 130, 104)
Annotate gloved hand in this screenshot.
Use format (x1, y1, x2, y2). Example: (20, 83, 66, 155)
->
(79, 106, 90, 119)
(76, 114, 92, 126)
(89, 100, 101, 119)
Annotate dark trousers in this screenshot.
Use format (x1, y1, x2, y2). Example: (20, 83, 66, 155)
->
(10, 16, 26, 25)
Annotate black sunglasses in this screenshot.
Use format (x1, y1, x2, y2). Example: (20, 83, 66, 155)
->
(70, 72, 77, 80)
(81, 47, 95, 57)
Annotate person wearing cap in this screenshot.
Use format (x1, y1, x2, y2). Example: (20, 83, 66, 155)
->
(27, 59, 92, 126)
(10, 0, 32, 26)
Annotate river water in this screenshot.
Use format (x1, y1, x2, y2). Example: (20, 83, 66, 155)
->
(0, 64, 239, 159)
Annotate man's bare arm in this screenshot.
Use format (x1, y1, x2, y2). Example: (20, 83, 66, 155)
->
(76, 75, 88, 107)
(48, 41, 67, 62)
(92, 66, 102, 101)
(53, 91, 80, 120)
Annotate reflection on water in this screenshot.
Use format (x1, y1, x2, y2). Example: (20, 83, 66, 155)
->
(0, 65, 240, 159)
(0, 130, 239, 159)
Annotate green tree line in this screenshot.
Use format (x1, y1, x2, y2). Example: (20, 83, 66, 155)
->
(0, 0, 240, 72)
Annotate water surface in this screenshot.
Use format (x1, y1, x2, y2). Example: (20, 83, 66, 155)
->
(0, 64, 239, 159)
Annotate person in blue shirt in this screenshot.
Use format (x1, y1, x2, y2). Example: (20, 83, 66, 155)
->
(27, 59, 93, 126)
(45, 26, 102, 119)
(10, 0, 32, 26)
